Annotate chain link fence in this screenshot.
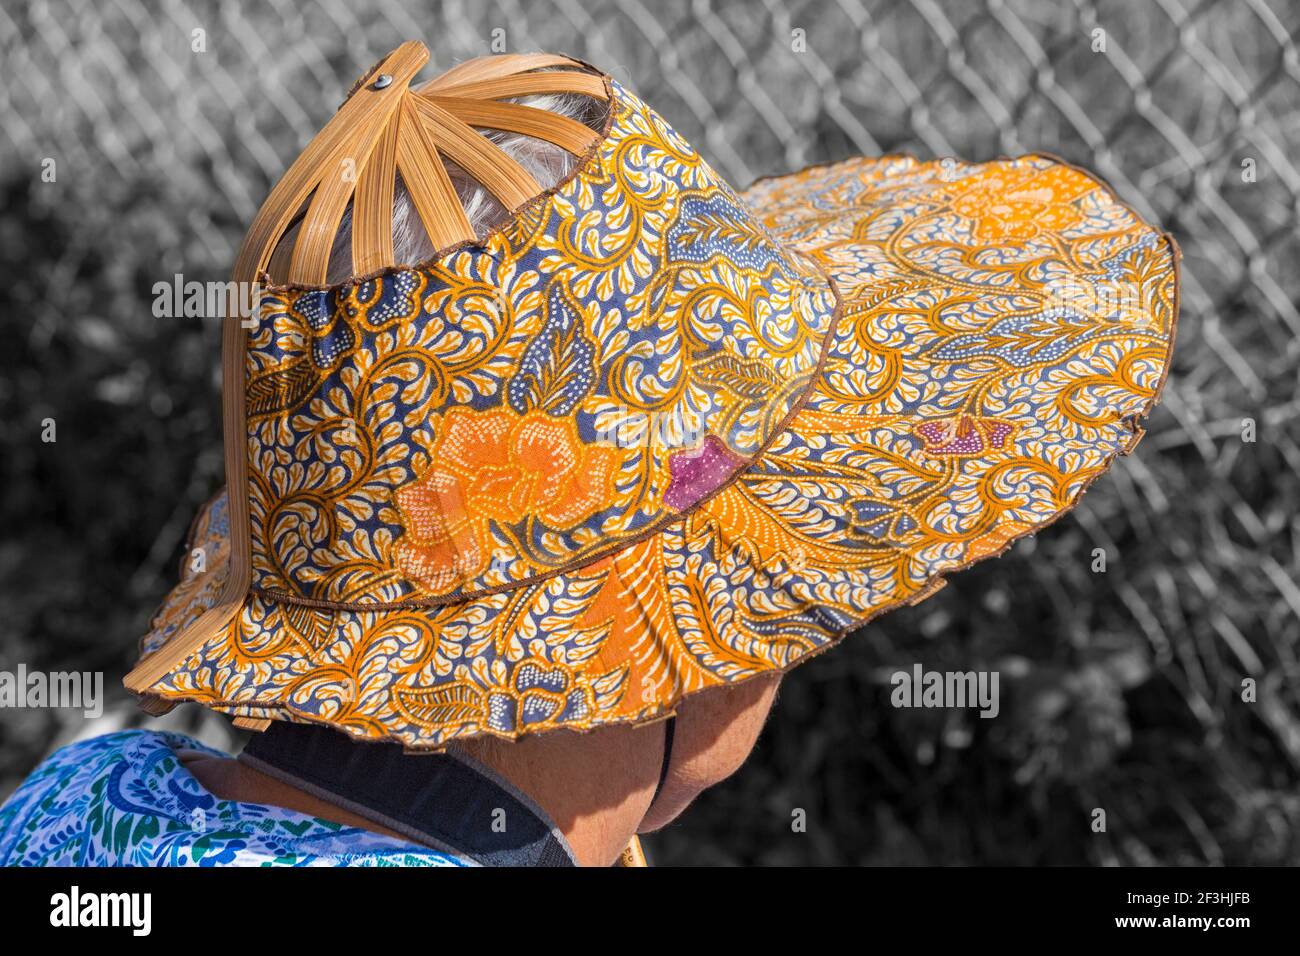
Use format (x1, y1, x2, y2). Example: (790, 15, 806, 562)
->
(1, 0, 1298, 863)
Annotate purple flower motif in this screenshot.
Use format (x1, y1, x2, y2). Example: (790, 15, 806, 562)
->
(663, 435, 748, 511)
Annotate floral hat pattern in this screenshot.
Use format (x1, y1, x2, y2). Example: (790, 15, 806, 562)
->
(132, 48, 1178, 749)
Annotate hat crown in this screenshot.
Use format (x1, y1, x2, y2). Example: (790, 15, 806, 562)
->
(237, 44, 614, 287)
(239, 46, 840, 608)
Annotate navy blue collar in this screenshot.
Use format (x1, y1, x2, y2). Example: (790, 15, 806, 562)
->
(240, 722, 577, 867)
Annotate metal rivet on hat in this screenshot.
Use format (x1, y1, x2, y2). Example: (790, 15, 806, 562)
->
(372, 73, 393, 89)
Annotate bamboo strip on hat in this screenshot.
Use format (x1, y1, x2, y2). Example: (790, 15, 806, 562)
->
(233, 717, 272, 732)
(425, 96, 601, 154)
(396, 96, 476, 250)
(408, 94, 541, 211)
(433, 71, 609, 101)
(352, 110, 401, 276)
(287, 122, 384, 284)
(419, 52, 583, 91)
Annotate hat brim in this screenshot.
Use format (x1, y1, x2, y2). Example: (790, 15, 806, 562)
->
(137, 152, 1178, 749)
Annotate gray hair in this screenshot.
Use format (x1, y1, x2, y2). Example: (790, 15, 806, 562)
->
(268, 85, 609, 285)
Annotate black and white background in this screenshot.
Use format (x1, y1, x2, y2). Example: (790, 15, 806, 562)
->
(0, 0, 1297, 866)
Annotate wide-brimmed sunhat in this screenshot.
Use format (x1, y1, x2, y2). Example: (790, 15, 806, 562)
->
(127, 42, 1179, 749)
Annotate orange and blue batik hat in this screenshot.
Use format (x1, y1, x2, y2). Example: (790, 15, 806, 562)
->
(126, 42, 1179, 750)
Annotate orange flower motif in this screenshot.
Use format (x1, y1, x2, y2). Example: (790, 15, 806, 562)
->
(950, 165, 1089, 242)
(394, 407, 617, 594)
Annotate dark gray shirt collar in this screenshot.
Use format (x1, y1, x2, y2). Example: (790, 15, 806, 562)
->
(240, 721, 578, 867)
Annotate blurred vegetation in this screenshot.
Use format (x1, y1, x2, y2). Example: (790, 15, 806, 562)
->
(2, 0, 1299, 864)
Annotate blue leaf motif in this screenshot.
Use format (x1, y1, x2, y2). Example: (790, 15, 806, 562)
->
(507, 281, 597, 416)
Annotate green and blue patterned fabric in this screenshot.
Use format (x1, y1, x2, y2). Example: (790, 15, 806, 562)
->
(0, 730, 467, 867)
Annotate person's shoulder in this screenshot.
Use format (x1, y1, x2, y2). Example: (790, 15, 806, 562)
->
(2, 727, 195, 818)
(0, 728, 209, 866)
(26, 727, 197, 773)
(0, 728, 471, 867)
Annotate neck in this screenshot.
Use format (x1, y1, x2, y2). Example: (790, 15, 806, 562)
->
(183, 720, 663, 867)
(454, 721, 664, 866)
